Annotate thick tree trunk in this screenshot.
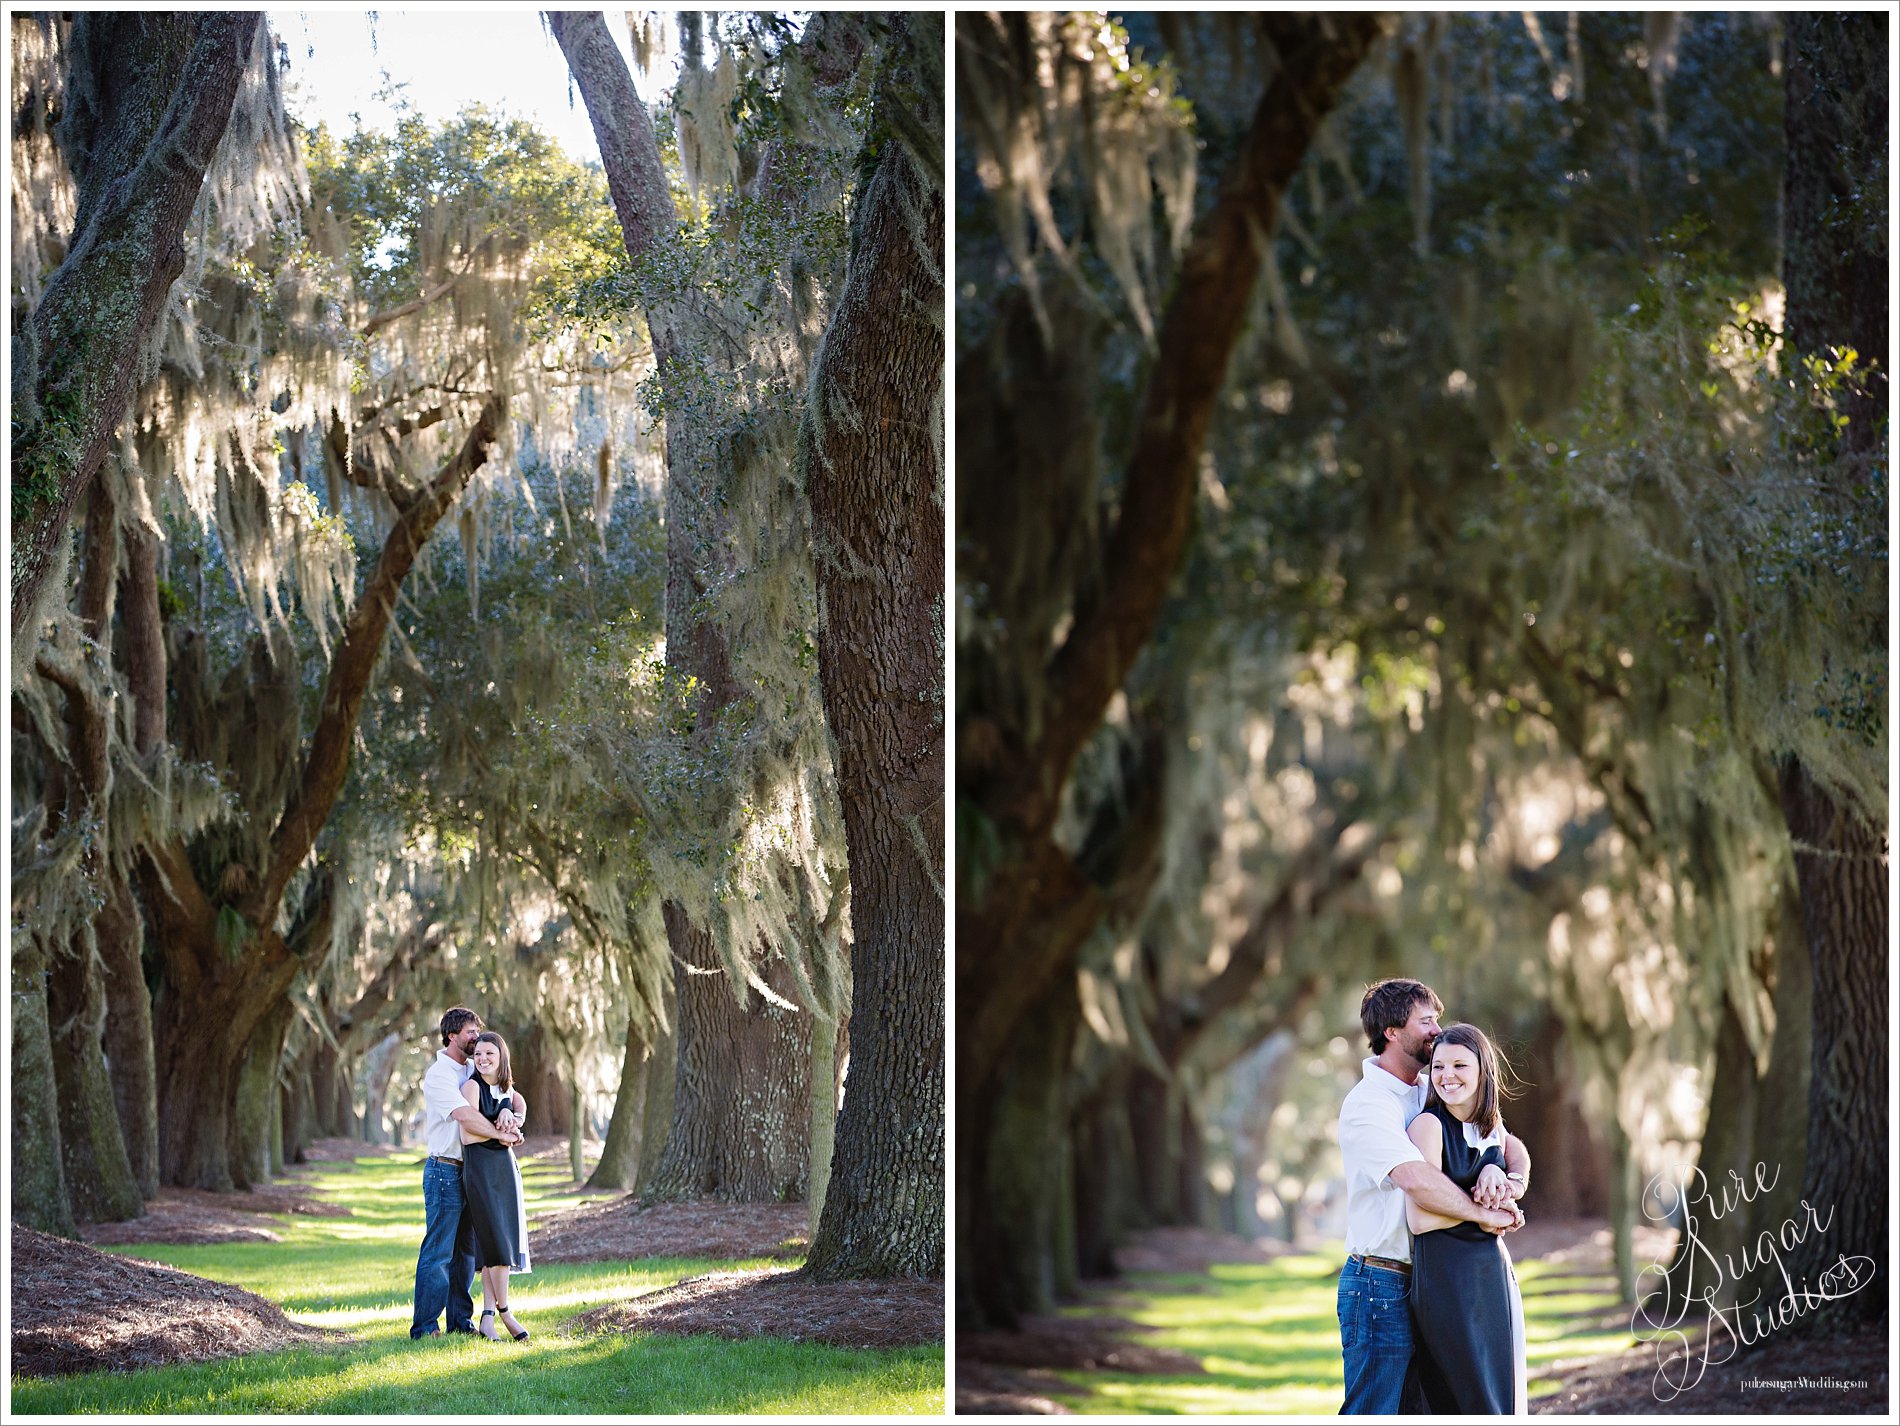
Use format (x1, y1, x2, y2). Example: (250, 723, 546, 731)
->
(11, 12, 262, 636)
(807, 1014, 838, 1241)
(150, 940, 299, 1191)
(634, 973, 679, 1198)
(46, 940, 143, 1222)
(800, 16, 945, 1282)
(1070, 1061, 1139, 1280)
(587, 1013, 649, 1191)
(230, 998, 296, 1189)
(104, 518, 166, 1196)
(37, 478, 142, 1222)
(1735, 881, 1812, 1312)
(1506, 1013, 1608, 1219)
(360, 1032, 403, 1144)
(1775, 12, 1888, 1335)
(1126, 1065, 1181, 1227)
(1777, 760, 1885, 1329)
(309, 1036, 350, 1138)
(511, 1033, 571, 1137)
(12, 947, 79, 1237)
(1666, 997, 1759, 1311)
(281, 1067, 310, 1165)
(644, 913, 813, 1203)
(962, 978, 1082, 1328)
(96, 875, 158, 1198)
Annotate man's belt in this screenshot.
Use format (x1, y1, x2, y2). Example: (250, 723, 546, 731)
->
(1349, 1252, 1411, 1274)
(427, 1154, 463, 1167)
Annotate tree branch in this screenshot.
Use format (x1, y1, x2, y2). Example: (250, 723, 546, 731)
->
(11, 12, 262, 638)
(250, 395, 507, 925)
(1008, 14, 1389, 838)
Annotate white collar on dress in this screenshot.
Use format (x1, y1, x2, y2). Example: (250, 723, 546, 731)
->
(1453, 1112, 1505, 1150)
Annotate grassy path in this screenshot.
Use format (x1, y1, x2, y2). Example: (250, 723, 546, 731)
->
(1042, 1246, 1633, 1414)
(12, 1152, 941, 1415)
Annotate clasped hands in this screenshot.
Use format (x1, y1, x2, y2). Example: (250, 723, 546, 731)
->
(495, 1109, 524, 1146)
(1472, 1163, 1524, 1233)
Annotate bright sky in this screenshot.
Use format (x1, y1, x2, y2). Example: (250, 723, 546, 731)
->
(267, 7, 653, 162)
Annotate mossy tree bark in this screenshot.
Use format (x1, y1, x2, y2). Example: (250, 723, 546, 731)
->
(1776, 10, 1888, 1334)
(46, 942, 144, 1223)
(33, 477, 143, 1224)
(955, 14, 1388, 1328)
(798, 15, 944, 1281)
(104, 520, 167, 1196)
(10, 12, 261, 638)
(145, 398, 505, 1189)
(12, 944, 78, 1238)
(642, 916, 813, 1202)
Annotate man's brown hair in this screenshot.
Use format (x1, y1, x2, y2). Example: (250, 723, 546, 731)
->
(1359, 978, 1442, 1054)
(438, 1006, 482, 1046)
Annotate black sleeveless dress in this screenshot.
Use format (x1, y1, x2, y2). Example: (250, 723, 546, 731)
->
(461, 1078, 527, 1271)
(1409, 1102, 1517, 1414)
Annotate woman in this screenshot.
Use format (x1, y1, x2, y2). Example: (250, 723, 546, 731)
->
(460, 1031, 531, 1342)
(1404, 1023, 1527, 1414)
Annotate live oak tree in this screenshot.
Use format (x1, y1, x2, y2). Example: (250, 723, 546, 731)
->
(955, 10, 1389, 1327)
(956, 10, 1882, 1340)
(10, 16, 643, 1209)
(1767, 10, 1886, 1333)
(550, 9, 809, 1204)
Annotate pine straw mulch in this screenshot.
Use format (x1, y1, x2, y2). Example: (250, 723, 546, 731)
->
(956, 1228, 1283, 1414)
(564, 1265, 943, 1350)
(1534, 1318, 1890, 1415)
(529, 1195, 810, 1263)
(11, 1226, 345, 1379)
(533, 1192, 941, 1351)
(79, 1178, 351, 1247)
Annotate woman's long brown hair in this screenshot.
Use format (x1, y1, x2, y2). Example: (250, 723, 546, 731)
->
(473, 1030, 513, 1093)
(1422, 1023, 1514, 1137)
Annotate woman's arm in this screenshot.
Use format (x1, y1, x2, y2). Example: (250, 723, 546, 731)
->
(457, 1081, 481, 1145)
(1404, 1115, 1463, 1235)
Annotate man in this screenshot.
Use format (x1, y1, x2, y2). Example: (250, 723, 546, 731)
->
(411, 1006, 525, 1339)
(1336, 978, 1530, 1413)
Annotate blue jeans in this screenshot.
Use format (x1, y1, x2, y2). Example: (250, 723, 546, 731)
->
(1338, 1255, 1416, 1413)
(411, 1158, 476, 1337)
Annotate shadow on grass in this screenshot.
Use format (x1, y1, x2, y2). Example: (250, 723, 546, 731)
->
(15, 1152, 942, 1415)
(12, 1327, 942, 1415)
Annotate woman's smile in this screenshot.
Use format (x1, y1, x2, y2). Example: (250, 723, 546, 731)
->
(1431, 1052, 1479, 1113)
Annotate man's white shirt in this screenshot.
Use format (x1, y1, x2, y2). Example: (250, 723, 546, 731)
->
(1338, 1057, 1427, 1262)
(422, 1049, 476, 1160)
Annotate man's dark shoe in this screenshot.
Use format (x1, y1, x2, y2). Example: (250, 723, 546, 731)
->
(447, 1324, 479, 1335)
(411, 1328, 440, 1340)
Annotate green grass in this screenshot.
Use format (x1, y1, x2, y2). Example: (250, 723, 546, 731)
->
(11, 1152, 942, 1415)
(1044, 1244, 1636, 1415)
